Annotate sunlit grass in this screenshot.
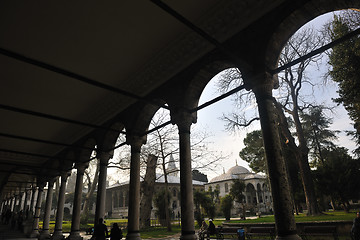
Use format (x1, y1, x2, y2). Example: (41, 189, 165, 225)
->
(227, 210, 356, 224)
(37, 210, 356, 238)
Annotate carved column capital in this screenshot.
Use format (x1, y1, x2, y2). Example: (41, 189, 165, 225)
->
(126, 134, 145, 153)
(97, 151, 113, 166)
(170, 108, 196, 134)
(59, 171, 71, 183)
(74, 161, 89, 175)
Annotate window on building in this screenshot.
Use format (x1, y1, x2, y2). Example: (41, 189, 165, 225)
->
(119, 191, 123, 207)
(172, 201, 177, 209)
(225, 183, 229, 192)
(173, 188, 177, 197)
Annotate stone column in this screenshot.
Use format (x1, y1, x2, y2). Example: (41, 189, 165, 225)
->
(51, 172, 70, 240)
(39, 179, 55, 240)
(29, 182, 45, 238)
(172, 109, 196, 240)
(14, 193, 20, 213)
(253, 80, 301, 240)
(68, 162, 89, 240)
(28, 186, 37, 219)
(94, 151, 112, 224)
(22, 189, 29, 214)
(126, 135, 143, 240)
(0, 200, 4, 213)
(10, 195, 15, 212)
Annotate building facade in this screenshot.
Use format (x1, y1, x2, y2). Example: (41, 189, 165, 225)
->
(106, 158, 206, 219)
(205, 165, 273, 216)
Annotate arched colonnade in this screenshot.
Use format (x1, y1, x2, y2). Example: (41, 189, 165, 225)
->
(1, 1, 359, 240)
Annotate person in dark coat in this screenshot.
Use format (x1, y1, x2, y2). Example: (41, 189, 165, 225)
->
(110, 223, 123, 240)
(93, 218, 108, 240)
(351, 212, 360, 240)
(208, 219, 216, 235)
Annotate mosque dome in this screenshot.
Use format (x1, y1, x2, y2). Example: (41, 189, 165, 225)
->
(226, 165, 250, 175)
(209, 164, 250, 183)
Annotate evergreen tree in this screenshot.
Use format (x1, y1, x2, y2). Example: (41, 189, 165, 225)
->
(328, 13, 360, 155)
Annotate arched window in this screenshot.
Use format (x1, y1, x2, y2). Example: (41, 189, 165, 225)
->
(172, 200, 177, 209)
(119, 191, 123, 207)
(225, 183, 229, 192)
(113, 192, 119, 208)
(125, 191, 129, 207)
(173, 188, 177, 197)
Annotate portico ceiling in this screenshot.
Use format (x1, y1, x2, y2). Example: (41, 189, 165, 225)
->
(0, 0, 332, 198)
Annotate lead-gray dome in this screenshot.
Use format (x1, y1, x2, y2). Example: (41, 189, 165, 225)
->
(209, 165, 250, 183)
(227, 165, 250, 175)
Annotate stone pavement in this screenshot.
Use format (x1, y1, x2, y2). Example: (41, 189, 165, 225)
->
(1, 223, 183, 240)
(0, 223, 36, 240)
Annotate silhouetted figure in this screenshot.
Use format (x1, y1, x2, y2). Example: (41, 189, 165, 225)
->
(93, 218, 108, 240)
(198, 220, 208, 240)
(351, 212, 360, 240)
(208, 219, 216, 235)
(110, 223, 123, 240)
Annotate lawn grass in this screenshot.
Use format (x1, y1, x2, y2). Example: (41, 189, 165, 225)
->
(229, 210, 356, 224)
(37, 210, 357, 239)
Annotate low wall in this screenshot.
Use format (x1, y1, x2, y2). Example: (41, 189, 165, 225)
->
(222, 221, 353, 236)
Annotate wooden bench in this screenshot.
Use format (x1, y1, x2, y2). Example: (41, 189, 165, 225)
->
(200, 227, 243, 240)
(301, 225, 338, 240)
(246, 226, 275, 240)
(218, 227, 244, 239)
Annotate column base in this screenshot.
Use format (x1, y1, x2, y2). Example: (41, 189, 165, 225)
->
(67, 231, 83, 240)
(28, 230, 40, 238)
(51, 231, 64, 240)
(276, 233, 302, 240)
(39, 231, 51, 240)
(126, 232, 141, 240)
(180, 233, 197, 240)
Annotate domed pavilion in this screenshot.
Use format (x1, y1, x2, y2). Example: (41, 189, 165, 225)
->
(205, 163, 273, 216)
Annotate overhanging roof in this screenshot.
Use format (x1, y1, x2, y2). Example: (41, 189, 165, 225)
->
(0, 0, 305, 198)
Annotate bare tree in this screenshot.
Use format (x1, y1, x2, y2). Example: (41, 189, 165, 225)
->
(218, 27, 328, 215)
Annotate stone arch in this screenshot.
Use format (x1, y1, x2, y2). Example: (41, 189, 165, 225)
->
(76, 138, 97, 164)
(119, 191, 124, 207)
(246, 183, 257, 205)
(95, 122, 125, 154)
(257, 183, 263, 203)
(161, 60, 236, 119)
(113, 192, 119, 208)
(120, 100, 166, 141)
(265, 0, 360, 70)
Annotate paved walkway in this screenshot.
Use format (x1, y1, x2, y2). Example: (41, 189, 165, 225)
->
(1, 224, 183, 240)
(0, 223, 36, 240)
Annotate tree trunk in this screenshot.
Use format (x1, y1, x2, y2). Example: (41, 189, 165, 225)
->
(140, 154, 157, 229)
(162, 164, 172, 232)
(293, 108, 321, 216)
(275, 88, 321, 216)
(82, 159, 100, 222)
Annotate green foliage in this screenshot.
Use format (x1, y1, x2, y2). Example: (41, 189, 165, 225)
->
(193, 189, 216, 226)
(229, 179, 245, 204)
(239, 130, 266, 173)
(153, 189, 171, 225)
(300, 106, 339, 166)
(220, 195, 233, 221)
(328, 14, 360, 155)
(313, 147, 360, 211)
